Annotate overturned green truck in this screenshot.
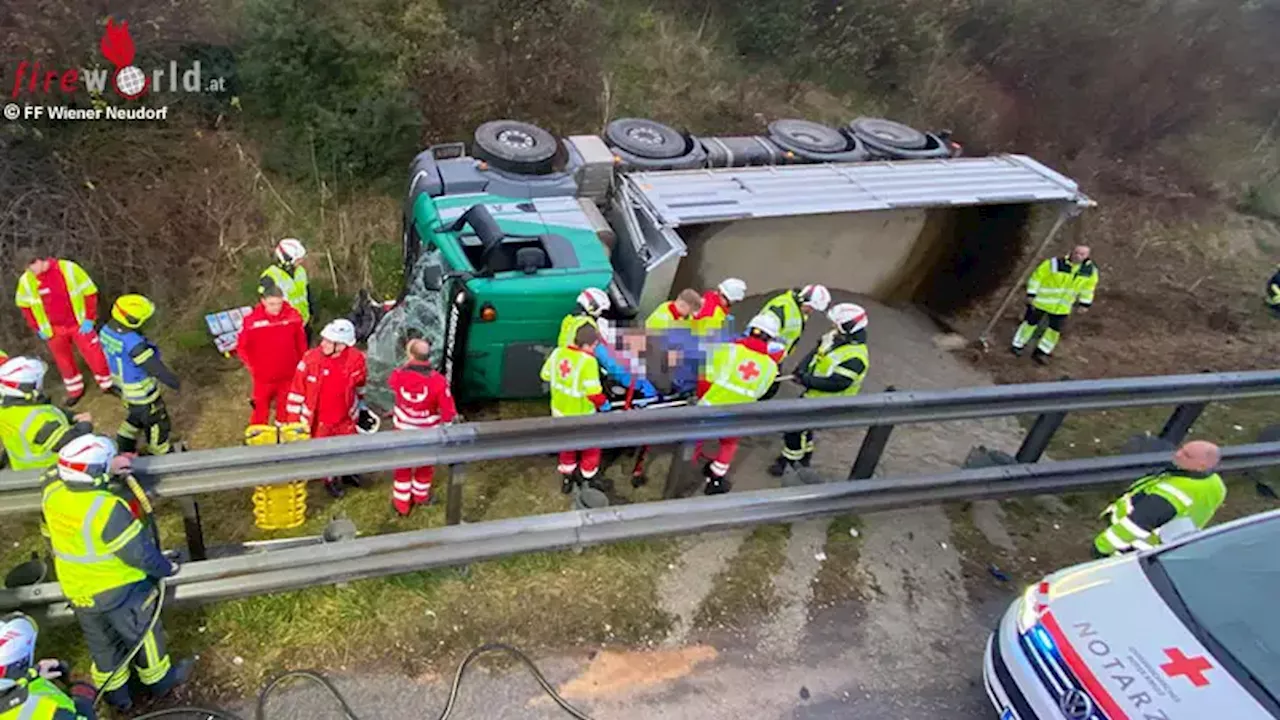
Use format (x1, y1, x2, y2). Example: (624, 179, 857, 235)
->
(361, 117, 1093, 407)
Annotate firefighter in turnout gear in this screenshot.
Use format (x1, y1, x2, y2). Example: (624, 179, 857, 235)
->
(259, 238, 312, 336)
(388, 338, 457, 515)
(0, 357, 94, 471)
(99, 296, 180, 456)
(40, 435, 192, 711)
(1093, 440, 1226, 558)
(696, 313, 783, 495)
(1266, 265, 1280, 317)
(559, 288, 610, 348)
(768, 303, 869, 477)
(645, 289, 704, 332)
(13, 254, 113, 405)
(691, 278, 747, 337)
(761, 284, 832, 357)
(541, 324, 610, 494)
(1011, 245, 1099, 364)
(0, 613, 98, 720)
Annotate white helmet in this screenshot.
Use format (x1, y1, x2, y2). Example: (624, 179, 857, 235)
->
(0, 357, 47, 399)
(717, 278, 747, 304)
(56, 435, 117, 487)
(321, 319, 356, 346)
(746, 312, 781, 339)
(576, 287, 610, 317)
(0, 613, 37, 693)
(275, 238, 307, 265)
(828, 303, 868, 334)
(799, 284, 831, 312)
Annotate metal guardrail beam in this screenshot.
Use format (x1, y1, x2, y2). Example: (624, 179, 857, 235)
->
(9, 440, 1280, 618)
(2, 369, 1278, 515)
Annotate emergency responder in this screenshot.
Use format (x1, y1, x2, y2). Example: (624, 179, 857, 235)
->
(696, 313, 783, 495)
(1093, 440, 1225, 558)
(1011, 245, 1099, 364)
(14, 254, 113, 405)
(0, 357, 93, 471)
(768, 303, 870, 477)
(761, 284, 832, 358)
(41, 435, 192, 711)
(388, 338, 457, 514)
(541, 324, 610, 494)
(0, 613, 98, 720)
(237, 285, 307, 425)
(645, 289, 704, 332)
(284, 319, 368, 498)
(691, 278, 746, 337)
(559, 287, 610, 348)
(99, 296, 179, 456)
(259, 238, 312, 336)
(1266, 265, 1280, 317)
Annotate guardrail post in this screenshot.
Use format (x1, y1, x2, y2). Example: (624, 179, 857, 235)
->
(446, 464, 466, 526)
(179, 498, 206, 561)
(850, 386, 897, 480)
(1159, 403, 1207, 444)
(664, 442, 699, 499)
(1015, 411, 1069, 463)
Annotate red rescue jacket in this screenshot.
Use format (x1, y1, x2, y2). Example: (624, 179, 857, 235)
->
(236, 301, 307, 383)
(388, 361, 458, 430)
(284, 346, 367, 430)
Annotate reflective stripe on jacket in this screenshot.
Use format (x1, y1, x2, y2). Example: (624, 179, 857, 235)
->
(1095, 470, 1226, 554)
(763, 291, 805, 354)
(98, 326, 160, 404)
(388, 363, 456, 430)
(803, 332, 869, 399)
(645, 302, 690, 332)
(0, 404, 73, 470)
(14, 260, 96, 337)
(540, 346, 603, 417)
(691, 291, 729, 337)
(0, 672, 79, 720)
(1027, 257, 1099, 315)
(699, 339, 779, 407)
(41, 479, 147, 608)
(260, 265, 311, 323)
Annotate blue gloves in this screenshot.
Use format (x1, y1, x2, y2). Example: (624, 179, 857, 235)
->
(599, 401, 613, 413)
(37, 330, 51, 341)
(79, 320, 94, 334)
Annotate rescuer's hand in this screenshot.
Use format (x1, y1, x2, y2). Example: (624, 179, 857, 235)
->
(37, 330, 51, 341)
(73, 413, 92, 423)
(79, 320, 95, 334)
(36, 659, 65, 680)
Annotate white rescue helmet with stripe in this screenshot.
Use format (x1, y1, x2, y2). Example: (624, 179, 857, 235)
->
(799, 284, 831, 312)
(828, 303, 868, 334)
(0, 357, 47, 398)
(321, 319, 357, 346)
(746, 312, 781, 339)
(576, 287, 610, 317)
(275, 238, 307, 265)
(717, 278, 747, 304)
(56, 434, 117, 487)
(0, 612, 38, 693)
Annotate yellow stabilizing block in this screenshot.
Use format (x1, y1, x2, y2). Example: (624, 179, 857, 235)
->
(247, 423, 310, 531)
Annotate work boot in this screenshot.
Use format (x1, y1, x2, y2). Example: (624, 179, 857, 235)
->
(704, 475, 731, 495)
(147, 658, 195, 699)
(1010, 345, 1023, 357)
(1032, 350, 1051, 366)
(799, 453, 813, 468)
(102, 686, 133, 712)
(65, 392, 84, 408)
(767, 456, 793, 477)
(341, 474, 364, 488)
(324, 479, 345, 498)
(561, 474, 575, 494)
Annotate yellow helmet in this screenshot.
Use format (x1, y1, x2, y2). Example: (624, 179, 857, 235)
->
(112, 294, 156, 329)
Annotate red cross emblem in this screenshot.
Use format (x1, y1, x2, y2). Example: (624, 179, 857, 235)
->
(738, 361, 760, 381)
(558, 359, 572, 378)
(1160, 648, 1213, 687)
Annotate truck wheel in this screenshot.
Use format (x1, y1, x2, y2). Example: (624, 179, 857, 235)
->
(768, 119, 850, 154)
(605, 118, 689, 160)
(473, 120, 559, 175)
(848, 117, 929, 151)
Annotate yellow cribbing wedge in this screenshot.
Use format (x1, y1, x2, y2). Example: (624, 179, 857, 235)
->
(247, 424, 309, 531)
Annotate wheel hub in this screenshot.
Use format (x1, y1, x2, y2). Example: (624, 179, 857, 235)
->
(497, 129, 536, 149)
(628, 127, 665, 146)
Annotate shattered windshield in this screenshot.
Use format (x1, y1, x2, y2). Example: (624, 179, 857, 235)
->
(364, 247, 448, 412)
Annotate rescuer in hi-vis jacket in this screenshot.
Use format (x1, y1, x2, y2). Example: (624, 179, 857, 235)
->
(1265, 264, 1280, 317)
(760, 284, 832, 358)
(768, 303, 870, 477)
(0, 357, 94, 472)
(259, 238, 312, 340)
(1093, 440, 1226, 558)
(40, 435, 192, 711)
(98, 295, 181, 456)
(0, 613, 99, 720)
(1011, 245, 1099, 364)
(542, 324, 611, 494)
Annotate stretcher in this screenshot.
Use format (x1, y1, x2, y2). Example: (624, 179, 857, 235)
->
(246, 422, 311, 530)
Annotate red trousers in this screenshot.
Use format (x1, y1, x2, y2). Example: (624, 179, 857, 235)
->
(695, 437, 740, 478)
(249, 378, 290, 425)
(558, 449, 602, 479)
(392, 466, 435, 514)
(313, 420, 356, 484)
(47, 327, 111, 396)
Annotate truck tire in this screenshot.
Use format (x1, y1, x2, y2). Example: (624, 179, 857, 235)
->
(473, 120, 559, 175)
(768, 119, 850, 154)
(848, 117, 928, 150)
(605, 118, 689, 160)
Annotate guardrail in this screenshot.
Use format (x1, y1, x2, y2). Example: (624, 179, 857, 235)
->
(7, 440, 1280, 620)
(3, 369, 1278, 559)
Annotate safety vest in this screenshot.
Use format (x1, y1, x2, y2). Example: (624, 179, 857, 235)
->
(541, 347, 602, 418)
(700, 342, 779, 406)
(1100, 470, 1226, 552)
(13, 261, 96, 337)
(1267, 269, 1280, 308)
(0, 404, 71, 471)
(557, 314, 598, 348)
(804, 332, 869, 398)
(762, 291, 805, 354)
(261, 265, 310, 323)
(645, 303, 690, 332)
(41, 478, 147, 608)
(1028, 257, 1099, 315)
(98, 326, 160, 405)
(0, 672, 78, 720)
(691, 293, 729, 337)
